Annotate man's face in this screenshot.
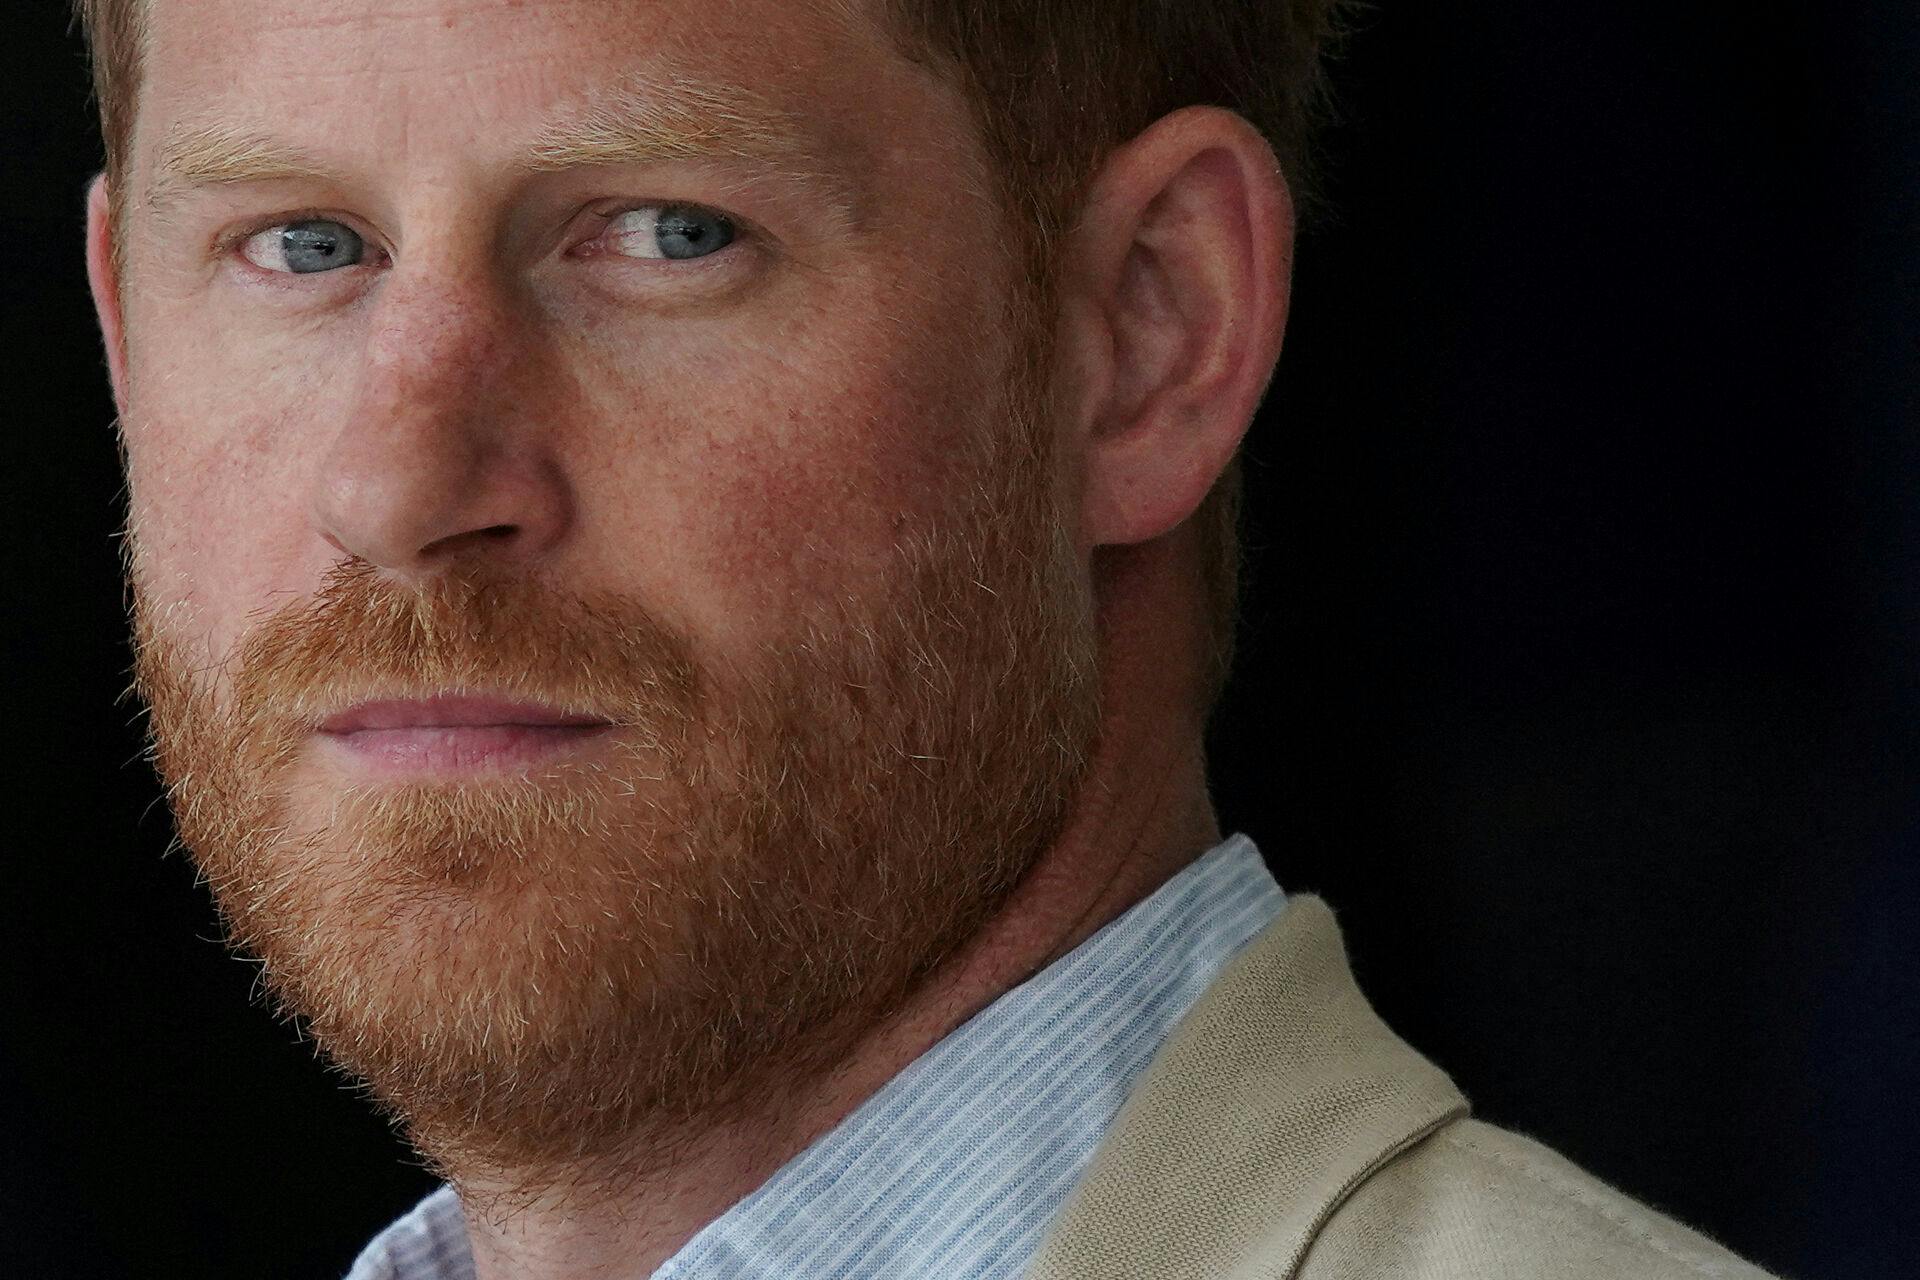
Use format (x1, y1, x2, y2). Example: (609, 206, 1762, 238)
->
(110, 0, 1098, 1186)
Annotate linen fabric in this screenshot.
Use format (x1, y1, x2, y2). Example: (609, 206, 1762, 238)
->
(343, 835, 1286, 1279)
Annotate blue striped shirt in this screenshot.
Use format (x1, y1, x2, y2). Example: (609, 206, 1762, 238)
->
(345, 834, 1285, 1279)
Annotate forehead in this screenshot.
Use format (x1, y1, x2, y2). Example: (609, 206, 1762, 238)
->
(131, 0, 947, 180)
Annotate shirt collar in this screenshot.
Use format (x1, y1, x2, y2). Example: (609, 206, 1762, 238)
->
(655, 833, 1284, 1279)
(346, 834, 1285, 1280)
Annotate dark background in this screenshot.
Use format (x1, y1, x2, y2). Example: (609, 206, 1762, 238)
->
(5, 2, 1915, 1278)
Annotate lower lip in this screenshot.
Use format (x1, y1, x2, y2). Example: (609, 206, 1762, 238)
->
(318, 724, 617, 774)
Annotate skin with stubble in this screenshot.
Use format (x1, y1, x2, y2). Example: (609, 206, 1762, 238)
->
(92, 0, 1291, 1273)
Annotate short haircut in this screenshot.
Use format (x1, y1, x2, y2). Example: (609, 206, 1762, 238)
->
(71, 0, 1350, 712)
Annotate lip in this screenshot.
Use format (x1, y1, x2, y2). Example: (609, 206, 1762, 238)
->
(319, 695, 613, 735)
(317, 696, 618, 774)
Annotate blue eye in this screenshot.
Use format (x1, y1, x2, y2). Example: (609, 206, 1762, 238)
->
(241, 219, 366, 275)
(606, 205, 736, 261)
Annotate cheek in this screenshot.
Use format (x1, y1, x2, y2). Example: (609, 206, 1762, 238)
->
(120, 313, 343, 663)
(567, 287, 1004, 636)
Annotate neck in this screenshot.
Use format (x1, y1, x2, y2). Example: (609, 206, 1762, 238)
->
(459, 538, 1218, 1280)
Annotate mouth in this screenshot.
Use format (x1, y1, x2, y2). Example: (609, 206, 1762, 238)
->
(315, 695, 619, 775)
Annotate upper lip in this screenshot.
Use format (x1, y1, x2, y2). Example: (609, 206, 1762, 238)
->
(317, 695, 615, 735)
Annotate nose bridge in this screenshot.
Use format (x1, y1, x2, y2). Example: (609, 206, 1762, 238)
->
(311, 253, 573, 577)
(362, 264, 513, 415)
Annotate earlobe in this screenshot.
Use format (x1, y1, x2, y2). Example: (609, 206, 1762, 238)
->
(1064, 108, 1295, 551)
(84, 174, 132, 415)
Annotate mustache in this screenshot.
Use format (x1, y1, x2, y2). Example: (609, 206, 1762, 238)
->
(143, 559, 702, 736)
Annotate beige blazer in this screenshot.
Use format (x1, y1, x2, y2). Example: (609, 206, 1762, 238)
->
(1027, 895, 1783, 1279)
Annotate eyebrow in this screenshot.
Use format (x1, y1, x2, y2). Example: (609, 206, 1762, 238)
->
(528, 72, 811, 171)
(145, 72, 862, 225)
(147, 122, 345, 217)
(527, 72, 863, 221)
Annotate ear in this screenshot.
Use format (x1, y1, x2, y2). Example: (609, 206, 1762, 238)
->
(1057, 107, 1294, 549)
(84, 174, 132, 415)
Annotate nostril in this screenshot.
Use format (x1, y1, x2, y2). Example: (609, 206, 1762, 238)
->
(416, 524, 520, 561)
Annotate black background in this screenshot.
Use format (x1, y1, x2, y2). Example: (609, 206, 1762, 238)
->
(4, 3, 1915, 1278)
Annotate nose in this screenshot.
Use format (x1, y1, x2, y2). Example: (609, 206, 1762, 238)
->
(311, 274, 573, 581)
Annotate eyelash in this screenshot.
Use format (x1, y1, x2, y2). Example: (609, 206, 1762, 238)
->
(217, 201, 757, 285)
(217, 209, 387, 288)
(574, 201, 758, 267)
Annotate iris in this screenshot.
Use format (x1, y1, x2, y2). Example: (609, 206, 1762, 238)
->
(280, 221, 364, 274)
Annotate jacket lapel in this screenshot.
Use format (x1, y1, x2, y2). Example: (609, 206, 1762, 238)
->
(1023, 895, 1469, 1280)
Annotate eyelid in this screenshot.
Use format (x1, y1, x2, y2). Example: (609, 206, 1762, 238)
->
(214, 200, 763, 282)
(219, 210, 387, 276)
(575, 198, 761, 259)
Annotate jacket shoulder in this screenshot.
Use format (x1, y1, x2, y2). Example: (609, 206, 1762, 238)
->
(1298, 1117, 1783, 1280)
